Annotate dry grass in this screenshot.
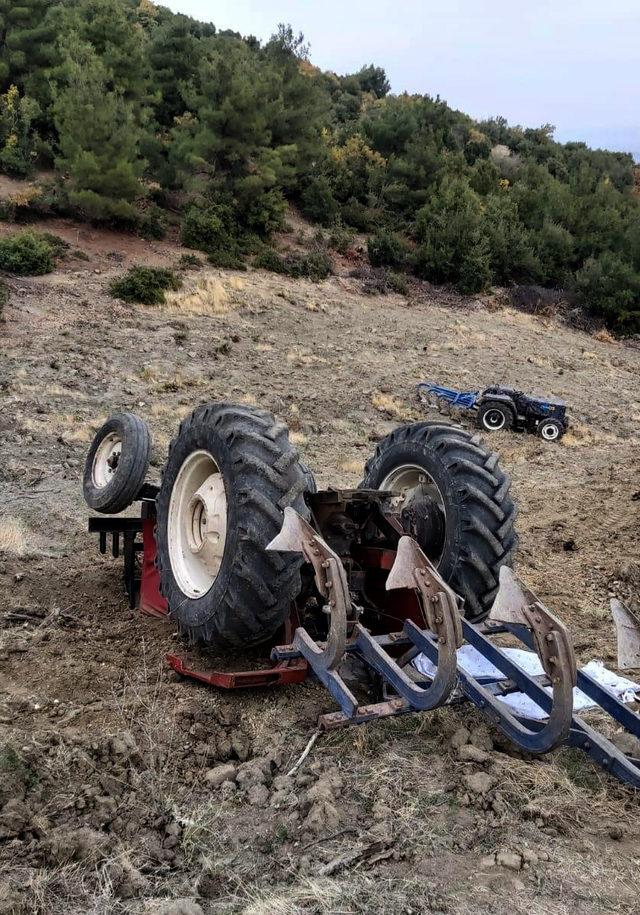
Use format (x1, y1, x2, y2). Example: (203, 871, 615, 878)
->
(165, 275, 233, 315)
(593, 327, 618, 345)
(371, 391, 418, 422)
(339, 458, 364, 475)
(0, 517, 28, 555)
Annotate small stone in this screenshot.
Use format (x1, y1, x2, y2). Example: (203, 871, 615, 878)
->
(469, 725, 494, 752)
(463, 771, 496, 796)
(204, 763, 237, 788)
(303, 799, 340, 835)
(450, 726, 470, 749)
(521, 848, 539, 866)
(480, 854, 496, 868)
(609, 825, 624, 841)
(496, 850, 522, 871)
(247, 783, 270, 806)
(220, 780, 236, 799)
(230, 730, 251, 761)
(236, 763, 266, 791)
(611, 732, 640, 758)
(13, 573, 24, 583)
(272, 774, 294, 793)
(458, 745, 491, 764)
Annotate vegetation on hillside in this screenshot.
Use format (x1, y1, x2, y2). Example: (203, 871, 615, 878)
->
(0, 0, 639, 331)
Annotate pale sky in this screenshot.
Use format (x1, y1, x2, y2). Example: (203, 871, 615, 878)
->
(163, 0, 640, 157)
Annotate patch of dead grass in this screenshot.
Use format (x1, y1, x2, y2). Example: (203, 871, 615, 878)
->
(0, 517, 27, 555)
(339, 458, 364, 475)
(371, 391, 418, 422)
(165, 275, 233, 315)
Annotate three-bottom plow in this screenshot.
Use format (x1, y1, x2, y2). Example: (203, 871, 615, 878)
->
(268, 509, 640, 785)
(83, 402, 640, 790)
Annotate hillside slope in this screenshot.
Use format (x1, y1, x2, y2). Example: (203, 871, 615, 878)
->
(0, 220, 639, 914)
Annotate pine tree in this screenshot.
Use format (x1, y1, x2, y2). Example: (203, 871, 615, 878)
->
(53, 36, 144, 223)
(0, 0, 61, 107)
(148, 12, 215, 127)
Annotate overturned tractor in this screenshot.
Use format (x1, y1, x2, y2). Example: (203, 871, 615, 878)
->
(83, 402, 640, 787)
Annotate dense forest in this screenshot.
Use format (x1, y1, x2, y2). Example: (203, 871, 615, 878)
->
(1, 0, 639, 331)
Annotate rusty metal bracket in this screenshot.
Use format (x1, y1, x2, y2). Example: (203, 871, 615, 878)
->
(267, 507, 355, 672)
(369, 536, 463, 709)
(611, 599, 640, 670)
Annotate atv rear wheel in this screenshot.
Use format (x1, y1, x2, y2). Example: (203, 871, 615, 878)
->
(83, 413, 151, 514)
(477, 401, 514, 433)
(360, 422, 518, 622)
(155, 402, 311, 648)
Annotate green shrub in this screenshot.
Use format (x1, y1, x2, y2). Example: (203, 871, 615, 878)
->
(208, 250, 247, 270)
(367, 230, 408, 269)
(178, 253, 204, 270)
(341, 198, 376, 232)
(574, 252, 640, 333)
(109, 266, 182, 305)
(328, 223, 355, 254)
(254, 246, 333, 281)
(300, 177, 339, 227)
(387, 271, 409, 295)
(139, 205, 168, 240)
(66, 190, 139, 228)
(181, 201, 239, 256)
(287, 249, 333, 281)
(254, 247, 289, 274)
(0, 230, 57, 275)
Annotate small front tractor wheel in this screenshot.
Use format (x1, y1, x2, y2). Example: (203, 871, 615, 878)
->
(155, 402, 311, 648)
(360, 422, 518, 622)
(83, 413, 151, 514)
(477, 400, 514, 433)
(538, 419, 564, 442)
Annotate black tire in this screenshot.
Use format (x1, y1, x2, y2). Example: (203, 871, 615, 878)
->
(537, 419, 564, 443)
(298, 459, 318, 495)
(477, 401, 514, 433)
(155, 402, 311, 648)
(360, 422, 518, 622)
(83, 413, 151, 514)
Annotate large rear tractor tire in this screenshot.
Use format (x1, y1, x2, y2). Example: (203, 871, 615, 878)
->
(360, 422, 518, 622)
(83, 413, 151, 514)
(155, 402, 312, 648)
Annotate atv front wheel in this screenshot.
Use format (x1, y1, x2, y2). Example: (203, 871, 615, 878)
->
(538, 418, 564, 442)
(155, 402, 312, 648)
(360, 422, 518, 622)
(477, 400, 514, 433)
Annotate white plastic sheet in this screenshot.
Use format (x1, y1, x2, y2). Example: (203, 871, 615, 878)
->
(413, 647, 640, 721)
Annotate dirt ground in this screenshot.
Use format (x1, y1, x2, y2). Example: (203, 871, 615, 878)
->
(1, 213, 640, 914)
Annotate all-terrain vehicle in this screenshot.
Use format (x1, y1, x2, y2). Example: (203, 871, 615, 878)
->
(82, 402, 640, 788)
(418, 383, 569, 441)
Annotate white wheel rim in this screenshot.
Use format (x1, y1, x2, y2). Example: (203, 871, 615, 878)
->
(483, 409, 505, 431)
(541, 423, 559, 441)
(92, 433, 122, 488)
(168, 450, 227, 599)
(379, 463, 446, 561)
